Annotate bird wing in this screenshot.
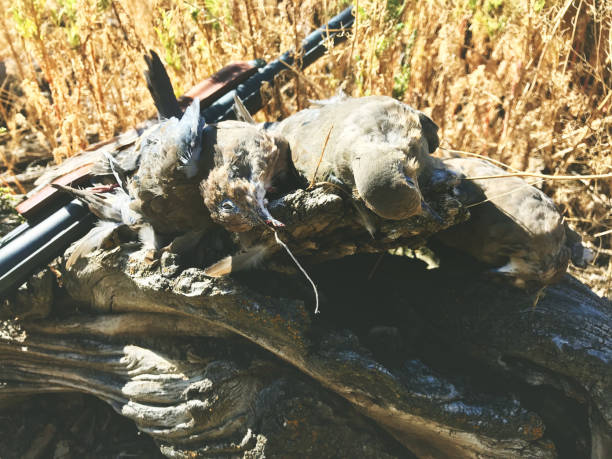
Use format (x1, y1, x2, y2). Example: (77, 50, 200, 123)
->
(52, 183, 137, 224)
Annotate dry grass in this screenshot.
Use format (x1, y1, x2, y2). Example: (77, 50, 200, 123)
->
(0, 0, 610, 294)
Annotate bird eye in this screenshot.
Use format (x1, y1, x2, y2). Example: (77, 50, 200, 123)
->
(220, 199, 235, 211)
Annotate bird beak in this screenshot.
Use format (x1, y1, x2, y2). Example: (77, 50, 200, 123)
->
(420, 199, 443, 224)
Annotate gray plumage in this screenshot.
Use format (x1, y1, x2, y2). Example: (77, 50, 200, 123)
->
(126, 98, 213, 236)
(51, 184, 151, 268)
(267, 95, 441, 221)
(53, 50, 302, 267)
(92, 96, 297, 235)
(436, 157, 590, 288)
(52, 183, 140, 225)
(54, 98, 209, 265)
(57, 96, 299, 267)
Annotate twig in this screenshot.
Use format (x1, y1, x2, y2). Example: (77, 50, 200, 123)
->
(464, 172, 612, 181)
(9, 172, 26, 194)
(348, 0, 358, 79)
(272, 230, 320, 314)
(466, 179, 546, 209)
(593, 229, 612, 238)
(277, 58, 327, 97)
(525, 0, 574, 98)
(367, 252, 385, 281)
(439, 147, 521, 172)
(307, 125, 334, 189)
(562, 0, 582, 76)
(181, 0, 257, 47)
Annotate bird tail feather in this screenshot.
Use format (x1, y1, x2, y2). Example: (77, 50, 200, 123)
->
(52, 184, 122, 222)
(177, 99, 203, 179)
(66, 221, 121, 268)
(144, 50, 182, 119)
(204, 244, 269, 277)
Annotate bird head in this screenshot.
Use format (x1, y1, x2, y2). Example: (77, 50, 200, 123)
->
(201, 165, 283, 233)
(495, 226, 571, 290)
(541, 247, 572, 285)
(353, 153, 441, 222)
(506, 246, 571, 291)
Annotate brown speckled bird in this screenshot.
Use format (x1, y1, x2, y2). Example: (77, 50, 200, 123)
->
(54, 98, 210, 263)
(436, 157, 592, 289)
(64, 97, 297, 238)
(200, 96, 300, 232)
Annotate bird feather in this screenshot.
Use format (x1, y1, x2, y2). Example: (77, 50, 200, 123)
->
(204, 244, 269, 277)
(144, 50, 182, 119)
(177, 99, 203, 179)
(138, 224, 160, 251)
(66, 221, 121, 268)
(233, 94, 256, 124)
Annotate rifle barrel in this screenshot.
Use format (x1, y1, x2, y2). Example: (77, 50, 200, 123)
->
(0, 201, 93, 297)
(202, 5, 354, 122)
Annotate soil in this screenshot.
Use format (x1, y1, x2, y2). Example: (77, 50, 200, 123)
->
(0, 394, 163, 459)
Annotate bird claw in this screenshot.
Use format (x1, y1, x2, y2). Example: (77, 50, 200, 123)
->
(266, 218, 285, 228)
(89, 183, 119, 193)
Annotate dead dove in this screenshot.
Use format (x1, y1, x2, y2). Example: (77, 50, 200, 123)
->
(55, 50, 301, 269)
(96, 51, 299, 236)
(265, 94, 445, 222)
(436, 157, 592, 289)
(199, 96, 301, 232)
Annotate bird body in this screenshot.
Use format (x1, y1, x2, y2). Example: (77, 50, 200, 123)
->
(268, 95, 441, 220)
(85, 97, 296, 236)
(125, 100, 213, 236)
(52, 51, 300, 268)
(436, 157, 589, 288)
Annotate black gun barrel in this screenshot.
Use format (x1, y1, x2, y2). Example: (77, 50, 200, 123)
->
(0, 5, 354, 297)
(0, 200, 94, 297)
(202, 5, 354, 123)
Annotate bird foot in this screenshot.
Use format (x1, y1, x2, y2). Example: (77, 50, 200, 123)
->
(89, 183, 120, 193)
(266, 218, 285, 228)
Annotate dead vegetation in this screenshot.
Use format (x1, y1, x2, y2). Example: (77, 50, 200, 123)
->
(0, 0, 610, 294)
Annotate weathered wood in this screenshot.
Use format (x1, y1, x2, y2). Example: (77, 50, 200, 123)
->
(1, 186, 609, 458)
(222, 185, 466, 269)
(0, 326, 409, 458)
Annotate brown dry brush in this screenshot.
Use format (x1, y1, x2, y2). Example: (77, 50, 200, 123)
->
(0, 0, 610, 292)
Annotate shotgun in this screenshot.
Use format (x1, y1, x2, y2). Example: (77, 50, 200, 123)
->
(0, 6, 354, 297)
